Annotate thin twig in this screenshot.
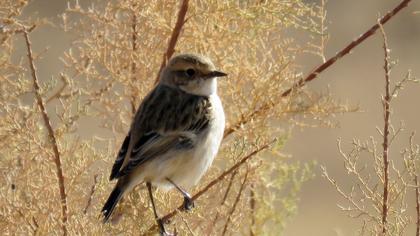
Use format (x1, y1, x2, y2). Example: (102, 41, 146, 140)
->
(83, 174, 99, 214)
(415, 175, 420, 236)
(221, 169, 249, 236)
(207, 170, 238, 236)
(130, 7, 138, 115)
(145, 139, 276, 234)
(409, 133, 420, 236)
(31, 216, 39, 234)
(154, 0, 189, 84)
(22, 28, 68, 235)
(46, 74, 68, 103)
(249, 183, 256, 236)
(379, 21, 391, 235)
(320, 0, 328, 62)
(224, 0, 413, 138)
(221, 170, 238, 204)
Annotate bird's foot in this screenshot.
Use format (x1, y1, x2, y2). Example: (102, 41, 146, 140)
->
(182, 195, 195, 211)
(158, 219, 176, 236)
(160, 230, 176, 236)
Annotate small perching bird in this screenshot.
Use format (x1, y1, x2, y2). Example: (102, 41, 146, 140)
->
(102, 53, 227, 235)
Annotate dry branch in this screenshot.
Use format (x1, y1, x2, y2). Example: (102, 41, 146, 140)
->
(221, 170, 249, 236)
(154, 0, 189, 84)
(409, 134, 420, 236)
(415, 175, 420, 236)
(130, 8, 138, 115)
(145, 139, 276, 234)
(46, 74, 68, 103)
(379, 22, 391, 235)
(224, 0, 413, 137)
(221, 170, 238, 204)
(83, 174, 99, 214)
(249, 183, 256, 236)
(22, 28, 68, 235)
(208, 170, 238, 236)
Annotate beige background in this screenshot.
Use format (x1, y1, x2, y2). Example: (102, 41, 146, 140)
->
(284, 1, 420, 235)
(19, 0, 420, 235)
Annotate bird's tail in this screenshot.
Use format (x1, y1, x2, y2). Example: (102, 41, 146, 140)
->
(101, 184, 124, 223)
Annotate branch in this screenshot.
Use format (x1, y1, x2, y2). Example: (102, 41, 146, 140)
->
(221, 170, 249, 236)
(249, 183, 256, 236)
(83, 174, 99, 214)
(224, 0, 413, 137)
(415, 175, 420, 236)
(379, 21, 391, 235)
(22, 28, 68, 235)
(45, 74, 68, 103)
(208, 170, 238, 235)
(221, 170, 238, 204)
(145, 139, 276, 234)
(130, 7, 138, 115)
(409, 133, 420, 236)
(154, 0, 189, 84)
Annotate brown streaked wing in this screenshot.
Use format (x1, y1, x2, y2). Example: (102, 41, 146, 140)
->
(115, 85, 212, 178)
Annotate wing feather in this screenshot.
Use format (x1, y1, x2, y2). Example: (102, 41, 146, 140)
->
(109, 133, 130, 180)
(111, 85, 211, 179)
(117, 134, 193, 176)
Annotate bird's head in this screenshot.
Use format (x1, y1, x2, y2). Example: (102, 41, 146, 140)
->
(159, 53, 227, 96)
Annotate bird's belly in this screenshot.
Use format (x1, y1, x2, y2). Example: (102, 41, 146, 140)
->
(152, 127, 222, 190)
(167, 95, 225, 189)
(172, 131, 220, 187)
(138, 94, 225, 191)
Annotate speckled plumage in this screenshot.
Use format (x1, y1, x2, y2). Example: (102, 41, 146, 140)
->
(110, 84, 213, 180)
(102, 54, 226, 231)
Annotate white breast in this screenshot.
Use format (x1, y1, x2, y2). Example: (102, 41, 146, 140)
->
(158, 94, 225, 189)
(174, 94, 225, 188)
(131, 94, 225, 191)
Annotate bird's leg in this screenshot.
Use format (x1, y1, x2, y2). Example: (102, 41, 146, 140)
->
(166, 178, 194, 211)
(146, 182, 175, 236)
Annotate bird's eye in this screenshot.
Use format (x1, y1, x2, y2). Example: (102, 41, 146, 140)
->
(185, 68, 196, 77)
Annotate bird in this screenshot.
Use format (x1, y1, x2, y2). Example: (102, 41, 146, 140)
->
(101, 53, 227, 235)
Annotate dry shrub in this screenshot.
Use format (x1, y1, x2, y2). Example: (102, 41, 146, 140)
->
(0, 0, 347, 235)
(322, 23, 420, 236)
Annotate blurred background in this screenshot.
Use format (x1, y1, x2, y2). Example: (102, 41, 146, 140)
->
(284, 1, 420, 235)
(9, 0, 420, 235)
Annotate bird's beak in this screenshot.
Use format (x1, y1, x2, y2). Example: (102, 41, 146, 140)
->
(207, 70, 228, 78)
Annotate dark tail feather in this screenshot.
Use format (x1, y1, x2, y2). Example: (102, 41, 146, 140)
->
(102, 186, 123, 223)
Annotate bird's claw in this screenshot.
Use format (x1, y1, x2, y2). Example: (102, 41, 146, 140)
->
(183, 196, 194, 211)
(160, 230, 176, 236)
(158, 219, 177, 236)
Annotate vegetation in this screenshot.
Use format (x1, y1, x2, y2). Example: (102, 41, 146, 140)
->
(0, 0, 417, 235)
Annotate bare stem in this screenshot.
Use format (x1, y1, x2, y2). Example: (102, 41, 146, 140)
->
(224, 0, 413, 137)
(221, 170, 249, 236)
(416, 175, 420, 236)
(23, 29, 68, 235)
(154, 0, 189, 84)
(83, 174, 99, 214)
(379, 22, 391, 235)
(45, 74, 68, 103)
(130, 7, 138, 115)
(221, 170, 238, 204)
(320, 0, 327, 62)
(208, 170, 238, 235)
(249, 183, 256, 236)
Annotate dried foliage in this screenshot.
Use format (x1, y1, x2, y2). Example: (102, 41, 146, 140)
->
(0, 1, 333, 235)
(322, 23, 420, 236)
(1, 0, 410, 235)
